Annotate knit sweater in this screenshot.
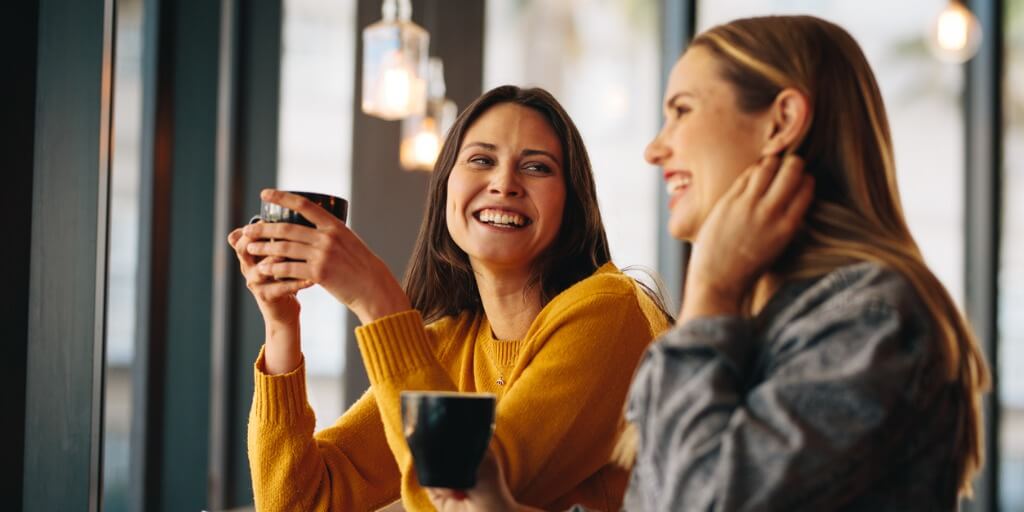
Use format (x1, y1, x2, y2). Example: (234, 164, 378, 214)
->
(248, 262, 671, 511)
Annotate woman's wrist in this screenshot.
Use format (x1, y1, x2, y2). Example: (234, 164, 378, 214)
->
(263, 319, 302, 375)
(351, 288, 413, 325)
(680, 281, 743, 322)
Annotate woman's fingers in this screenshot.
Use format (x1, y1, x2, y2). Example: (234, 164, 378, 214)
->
(247, 240, 313, 261)
(230, 232, 260, 268)
(260, 189, 339, 229)
(249, 278, 314, 302)
(745, 155, 782, 197)
(783, 174, 816, 227)
(762, 155, 807, 211)
(257, 259, 314, 282)
(243, 221, 321, 245)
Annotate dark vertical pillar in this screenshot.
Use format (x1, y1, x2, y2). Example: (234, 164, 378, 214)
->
(963, 0, 1003, 510)
(343, 0, 486, 407)
(133, 0, 224, 509)
(221, 0, 284, 507)
(22, 0, 115, 510)
(2, 1, 40, 510)
(657, 0, 696, 311)
(130, 0, 163, 510)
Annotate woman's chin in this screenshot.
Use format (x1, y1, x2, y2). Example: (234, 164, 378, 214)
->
(668, 217, 697, 242)
(467, 251, 534, 274)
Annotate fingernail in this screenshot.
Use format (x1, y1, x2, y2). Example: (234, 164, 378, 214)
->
(260, 189, 273, 199)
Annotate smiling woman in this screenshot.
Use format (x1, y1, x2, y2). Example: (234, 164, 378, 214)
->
(445, 103, 567, 291)
(230, 85, 671, 511)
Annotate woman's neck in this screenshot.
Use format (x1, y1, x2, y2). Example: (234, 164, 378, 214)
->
(472, 264, 543, 341)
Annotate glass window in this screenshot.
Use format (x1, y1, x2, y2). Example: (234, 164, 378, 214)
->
(484, 0, 661, 280)
(277, 0, 356, 430)
(1000, 0, 1024, 509)
(697, 1, 966, 305)
(103, 0, 144, 510)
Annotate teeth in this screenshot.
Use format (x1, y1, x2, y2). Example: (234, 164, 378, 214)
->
(666, 174, 691, 195)
(477, 209, 527, 227)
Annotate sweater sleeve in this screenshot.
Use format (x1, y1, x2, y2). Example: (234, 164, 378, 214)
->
(247, 347, 401, 512)
(625, 284, 939, 511)
(355, 291, 658, 511)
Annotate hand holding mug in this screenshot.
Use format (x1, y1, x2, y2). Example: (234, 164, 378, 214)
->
(242, 189, 411, 324)
(681, 155, 814, 321)
(227, 227, 311, 326)
(425, 450, 531, 512)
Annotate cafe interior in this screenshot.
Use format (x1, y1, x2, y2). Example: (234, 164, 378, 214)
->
(6, 0, 1023, 510)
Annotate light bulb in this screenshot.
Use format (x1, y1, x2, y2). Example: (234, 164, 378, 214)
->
(412, 130, 441, 166)
(381, 57, 413, 114)
(401, 117, 441, 171)
(928, 1, 982, 63)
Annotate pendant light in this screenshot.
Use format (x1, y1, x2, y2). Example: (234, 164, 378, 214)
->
(400, 58, 458, 171)
(362, 0, 429, 120)
(929, 0, 983, 63)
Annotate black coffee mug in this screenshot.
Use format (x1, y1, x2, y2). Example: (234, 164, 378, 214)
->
(253, 191, 348, 226)
(401, 391, 496, 489)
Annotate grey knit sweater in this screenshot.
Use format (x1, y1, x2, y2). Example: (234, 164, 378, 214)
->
(617, 262, 964, 511)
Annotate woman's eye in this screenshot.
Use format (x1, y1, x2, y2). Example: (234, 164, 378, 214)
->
(523, 163, 552, 174)
(673, 105, 690, 118)
(468, 156, 493, 167)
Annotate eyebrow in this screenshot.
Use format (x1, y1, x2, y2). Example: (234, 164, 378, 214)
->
(664, 91, 696, 108)
(461, 141, 497, 152)
(460, 141, 562, 166)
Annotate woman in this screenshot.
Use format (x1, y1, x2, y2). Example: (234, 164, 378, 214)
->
(228, 85, 671, 511)
(428, 15, 990, 511)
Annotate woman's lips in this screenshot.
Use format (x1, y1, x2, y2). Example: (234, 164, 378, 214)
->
(664, 171, 692, 208)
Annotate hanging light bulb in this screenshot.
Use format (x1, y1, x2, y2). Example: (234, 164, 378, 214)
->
(928, 0, 983, 63)
(401, 58, 458, 171)
(362, 0, 429, 120)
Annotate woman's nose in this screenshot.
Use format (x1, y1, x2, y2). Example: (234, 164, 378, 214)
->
(489, 164, 523, 197)
(644, 131, 670, 165)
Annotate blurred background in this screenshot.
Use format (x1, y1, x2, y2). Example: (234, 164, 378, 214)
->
(8, 0, 1021, 510)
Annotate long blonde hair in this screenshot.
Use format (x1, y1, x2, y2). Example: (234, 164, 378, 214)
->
(618, 15, 990, 496)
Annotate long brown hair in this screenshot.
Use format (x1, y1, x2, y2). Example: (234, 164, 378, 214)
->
(403, 85, 612, 323)
(692, 16, 990, 495)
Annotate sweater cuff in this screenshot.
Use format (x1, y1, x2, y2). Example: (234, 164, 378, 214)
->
(355, 309, 434, 385)
(670, 316, 755, 376)
(251, 345, 314, 424)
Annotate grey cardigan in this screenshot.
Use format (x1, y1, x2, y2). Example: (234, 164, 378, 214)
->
(619, 262, 963, 511)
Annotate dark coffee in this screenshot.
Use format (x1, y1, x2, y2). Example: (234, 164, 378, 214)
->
(401, 391, 496, 489)
(258, 191, 348, 226)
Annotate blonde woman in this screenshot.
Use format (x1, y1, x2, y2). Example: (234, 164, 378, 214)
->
(427, 15, 990, 511)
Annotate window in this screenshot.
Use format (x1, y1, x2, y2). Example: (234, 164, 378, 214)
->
(103, 0, 144, 509)
(999, 0, 1024, 508)
(697, 1, 966, 305)
(484, 0, 662, 280)
(276, 0, 357, 430)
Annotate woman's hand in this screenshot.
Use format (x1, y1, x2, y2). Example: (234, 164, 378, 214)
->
(241, 189, 412, 325)
(227, 228, 312, 325)
(681, 155, 814, 322)
(227, 226, 312, 374)
(426, 451, 540, 512)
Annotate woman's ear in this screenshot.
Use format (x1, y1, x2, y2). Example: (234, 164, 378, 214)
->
(761, 88, 811, 157)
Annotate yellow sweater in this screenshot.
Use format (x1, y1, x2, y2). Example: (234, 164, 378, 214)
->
(248, 263, 669, 511)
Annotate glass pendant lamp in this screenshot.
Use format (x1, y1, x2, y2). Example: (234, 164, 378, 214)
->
(400, 58, 458, 171)
(362, 0, 429, 120)
(928, 0, 983, 63)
